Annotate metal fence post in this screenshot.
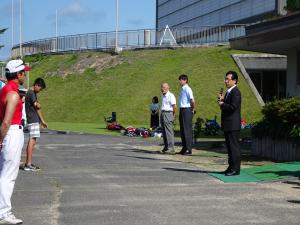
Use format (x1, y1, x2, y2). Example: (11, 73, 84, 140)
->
(106, 32, 108, 49)
(96, 33, 98, 49)
(218, 26, 221, 42)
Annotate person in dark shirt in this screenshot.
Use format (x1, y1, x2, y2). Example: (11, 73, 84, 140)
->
(150, 96, 159, 129)
(24, 78, 47, 171)
(218, 71, 241, 176)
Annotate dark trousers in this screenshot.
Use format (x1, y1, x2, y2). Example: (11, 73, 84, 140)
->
(224, 131, 241, 172)
(150, 112, 159, 129)
(179, 108, 193, 151)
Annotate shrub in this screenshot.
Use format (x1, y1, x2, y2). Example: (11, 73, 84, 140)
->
(285, 0, 300, 13)
(252, 96, 300, 140)
(70, 54, 78, 61)
(23, 53, 48, 63)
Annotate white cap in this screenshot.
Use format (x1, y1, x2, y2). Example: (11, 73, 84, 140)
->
(18, 87, 27, 92)
(5, 59, 31, 73)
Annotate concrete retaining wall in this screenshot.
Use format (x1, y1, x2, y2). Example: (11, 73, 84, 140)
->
(252, 137, 300, 162)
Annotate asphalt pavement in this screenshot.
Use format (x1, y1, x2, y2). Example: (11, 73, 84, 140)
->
(12, 131, 300, 225)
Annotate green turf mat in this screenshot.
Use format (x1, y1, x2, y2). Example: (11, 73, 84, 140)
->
(283, 161, 300, 165)
(208, 171, 260, 183)
(208, 162, 300, 183)
(275, 163, 300, 172)
(243, 164, 289, 181)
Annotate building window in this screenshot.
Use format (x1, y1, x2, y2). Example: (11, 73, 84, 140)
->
(249, 70, 286, 102)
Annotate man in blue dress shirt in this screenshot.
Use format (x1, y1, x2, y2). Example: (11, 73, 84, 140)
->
(178, 74, 195, 155)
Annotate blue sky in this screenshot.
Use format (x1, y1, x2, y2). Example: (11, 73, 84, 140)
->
(0, 0, 156, 60)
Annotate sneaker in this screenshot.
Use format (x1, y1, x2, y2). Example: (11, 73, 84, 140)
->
(23, 164, 40, 171)
(163, 149, 176, 155)
(0, 214, 23, 224)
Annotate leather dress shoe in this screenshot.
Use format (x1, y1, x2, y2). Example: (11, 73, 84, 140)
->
(181, 150, 192, 156)
(178, 148, 186, 155)
(225, 170, 240, 176)
(162, 148, 168, 153)
(223, 167, 232, 174)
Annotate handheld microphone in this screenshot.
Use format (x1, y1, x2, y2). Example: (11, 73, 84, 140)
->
(217, 88, 223, 102)
(220, 88, 223, 95)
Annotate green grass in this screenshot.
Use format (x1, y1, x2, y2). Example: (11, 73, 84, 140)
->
(47, 122, 252, 141)
(24, 46, 262, 128)
(47, 122, 122, 136)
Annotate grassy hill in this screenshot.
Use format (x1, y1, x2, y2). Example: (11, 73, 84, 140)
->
(23, 46, 262, 130)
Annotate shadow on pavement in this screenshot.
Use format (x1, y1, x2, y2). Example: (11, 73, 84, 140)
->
(287, 200, 300, 204)
(115, 154, 176, 163)
(283, 180, 300, 189)
(163, 167, 219, 174)
(283, 180, 300, 186)
(256, 170, 300, 178)
(128, 149, 162, 154)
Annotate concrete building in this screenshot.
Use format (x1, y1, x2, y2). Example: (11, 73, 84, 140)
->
(230, 12, 300, 99)
(156, 0, 287, 29)
(232, 54, 287, 105)
(157, 0, 293, 104)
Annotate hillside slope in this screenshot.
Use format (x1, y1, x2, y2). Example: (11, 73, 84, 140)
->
(24, 46, 262, 126)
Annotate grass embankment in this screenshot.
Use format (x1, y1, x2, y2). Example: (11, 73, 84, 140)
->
(24, 46, 262, 134)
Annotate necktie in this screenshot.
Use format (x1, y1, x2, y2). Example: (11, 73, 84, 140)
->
(224, 92, 229, 101)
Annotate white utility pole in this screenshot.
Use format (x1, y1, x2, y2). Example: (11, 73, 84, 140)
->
(56, 10, 58, 38)
(55, 9, 58, 51)
(11, 0, 14, 48)
(19, 0, 22, 57)
(115, 0, 119, 53)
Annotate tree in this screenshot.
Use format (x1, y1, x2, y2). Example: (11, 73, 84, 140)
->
(0, 28, 7, 50)
(285, 0, 300, 13)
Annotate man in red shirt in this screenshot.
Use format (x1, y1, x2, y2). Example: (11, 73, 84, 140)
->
(0, 59, 31, 224)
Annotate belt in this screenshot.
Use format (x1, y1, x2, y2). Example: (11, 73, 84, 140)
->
(10, 125, 23, 130)
(161, 110, 173, 113)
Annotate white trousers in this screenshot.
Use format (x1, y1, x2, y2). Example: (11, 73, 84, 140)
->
(0, 125, 24, 219)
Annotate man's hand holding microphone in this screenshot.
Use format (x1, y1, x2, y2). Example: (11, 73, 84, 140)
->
(217, 88, 224, 107)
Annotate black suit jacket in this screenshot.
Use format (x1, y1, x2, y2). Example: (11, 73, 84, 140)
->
(221, 86, 241, 131)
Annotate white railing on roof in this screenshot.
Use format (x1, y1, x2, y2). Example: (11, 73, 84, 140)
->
(12, 25, 246, 57)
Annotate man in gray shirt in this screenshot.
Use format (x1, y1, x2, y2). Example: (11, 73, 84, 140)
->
(24, 78, 47, 171)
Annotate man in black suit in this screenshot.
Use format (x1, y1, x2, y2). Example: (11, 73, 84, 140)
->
(218, 71, 241, 176)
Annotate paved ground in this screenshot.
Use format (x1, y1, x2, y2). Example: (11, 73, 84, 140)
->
(12, 131, 300, 225)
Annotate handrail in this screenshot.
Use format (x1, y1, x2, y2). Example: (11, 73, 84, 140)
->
(12, 25, 247, 57)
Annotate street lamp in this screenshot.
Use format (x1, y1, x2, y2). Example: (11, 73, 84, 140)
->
(55, 9, 58, 52)
(11, 0, 14, 49)
(115, 0, 121, 54)
(56, 9, 58, 38)
(19, 0, 22, 57)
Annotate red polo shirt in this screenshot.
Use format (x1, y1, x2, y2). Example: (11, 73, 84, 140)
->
(0, 80, 22, 125)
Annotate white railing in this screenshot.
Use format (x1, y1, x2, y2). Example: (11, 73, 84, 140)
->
(12, 25, 246, 57)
